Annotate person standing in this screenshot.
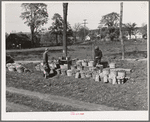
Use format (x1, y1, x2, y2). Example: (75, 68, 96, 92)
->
(94, 46, 102, 67)
(43, 48, 50, 78)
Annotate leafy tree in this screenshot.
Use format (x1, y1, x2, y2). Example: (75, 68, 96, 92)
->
(48, 13, 73, 45)
(99, 12, 120, 41)
(20, 3, 48, 47)
(141, 24, 147, 38)
(40, 31, 57, 46)
(100, 27, 108, 39)
(124, 22, 137, 39)
(107, 27, 120, 41)
(100, 12, 119, 27)
(99, 26, 119, 41)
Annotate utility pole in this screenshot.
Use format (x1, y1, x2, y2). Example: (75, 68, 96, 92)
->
(119, 2, 125, 60)
(63, 3, 68, 57)
(82, 19, 88, 41)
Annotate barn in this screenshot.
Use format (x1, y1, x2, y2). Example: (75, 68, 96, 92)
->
(6, 33, 32, 49)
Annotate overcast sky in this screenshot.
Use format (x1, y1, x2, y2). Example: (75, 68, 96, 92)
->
(4, 1, 148, 33)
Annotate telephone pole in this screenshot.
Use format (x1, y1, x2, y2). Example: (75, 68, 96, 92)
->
(119, 2, 125, 60)
(63, 3, 68, 57)
(82, 19, 88, 41)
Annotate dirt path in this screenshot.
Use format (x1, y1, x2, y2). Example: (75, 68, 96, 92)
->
(6, 101, 38, 112)
(7, 87, 124, 111)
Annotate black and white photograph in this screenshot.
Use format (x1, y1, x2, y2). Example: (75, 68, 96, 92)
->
(2, 1, 149, 121)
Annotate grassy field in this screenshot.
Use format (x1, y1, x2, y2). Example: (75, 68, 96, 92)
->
(6, 40, 147, 61)
(6, 39, 148, 111)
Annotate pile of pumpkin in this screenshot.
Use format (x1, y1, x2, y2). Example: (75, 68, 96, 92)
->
(59, 59, 130, 85)
(6, 63, 30, 73)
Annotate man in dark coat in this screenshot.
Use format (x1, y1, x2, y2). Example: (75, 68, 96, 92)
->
(43, 48, 50, 78)
(94, 46, 102, 67)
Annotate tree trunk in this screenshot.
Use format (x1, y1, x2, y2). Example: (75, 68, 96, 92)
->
(31, 27, 34, 47)
(30, 8, 34, 48)
(129, 31, 131, 39)
(63, 3, 68, 57)
(74, 32, 77, 43)
(56, 34, 58, 45)
(120, 2, 125, 60)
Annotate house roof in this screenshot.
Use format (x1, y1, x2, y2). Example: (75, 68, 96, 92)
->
(7, 33, 31, 42)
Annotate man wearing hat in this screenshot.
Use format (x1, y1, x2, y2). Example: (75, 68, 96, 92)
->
(43, 48, 50, 78)
(94, 46, 102, 67)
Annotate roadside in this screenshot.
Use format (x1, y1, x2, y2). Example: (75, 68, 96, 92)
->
(6, 102, 38, 112)
(7, 87, 124, 111)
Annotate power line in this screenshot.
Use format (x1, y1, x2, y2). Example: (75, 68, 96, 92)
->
(82, 19, 88, 27)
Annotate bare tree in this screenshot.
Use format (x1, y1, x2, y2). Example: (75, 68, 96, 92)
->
(73, 23, 81, 42)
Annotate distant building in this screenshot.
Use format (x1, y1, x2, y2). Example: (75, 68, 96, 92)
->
(126, 27, 147, 40)
(6, 32, 31, 49)
(85, 35, 90, 41)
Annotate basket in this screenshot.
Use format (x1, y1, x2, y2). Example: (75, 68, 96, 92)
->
(118, 71, 126, 78)
(61, 70, 66, 75)
(6, 63, 12, 68)
(109, 63, 116, 68)
(82, 62, 88, 67)
(110, 70, 118, 78)
(89, 67, 96, 72)
(103, 75, 108, 83)
(88, 61, 94, 67)
(56, 69, 61, 75)
(71, 65, 76, 70)
(95, 74, 100, 82)
(8, 66, 16, 72)
(86, 71, 92, 78)
(80, 72, 86, 78)
(112, 77, 117, 84)
(60, 65, 68, 70)
(16, 67, 24, 73)
(103, 68, 110, 76)
(67, 70, 72, 76)
(75, 72, 80, 78)
(50, 69, 54, 74)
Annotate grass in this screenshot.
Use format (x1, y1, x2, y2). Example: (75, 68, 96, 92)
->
(6, 40, 148, 111)
(6, 41, 147, 61)
(6, 92, 88, 111)
(6, 60, 147, 110)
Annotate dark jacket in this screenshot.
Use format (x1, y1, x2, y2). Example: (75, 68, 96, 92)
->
(94, 49, 102, 59)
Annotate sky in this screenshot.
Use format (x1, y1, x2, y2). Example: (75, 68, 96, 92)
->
(4, 1, 148, 33)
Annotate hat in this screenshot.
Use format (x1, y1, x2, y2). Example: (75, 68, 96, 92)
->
(95, 46, 99, 50)
(45, 48, 49, 51)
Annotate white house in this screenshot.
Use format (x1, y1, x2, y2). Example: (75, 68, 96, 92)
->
(85, 35, 90, 41)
